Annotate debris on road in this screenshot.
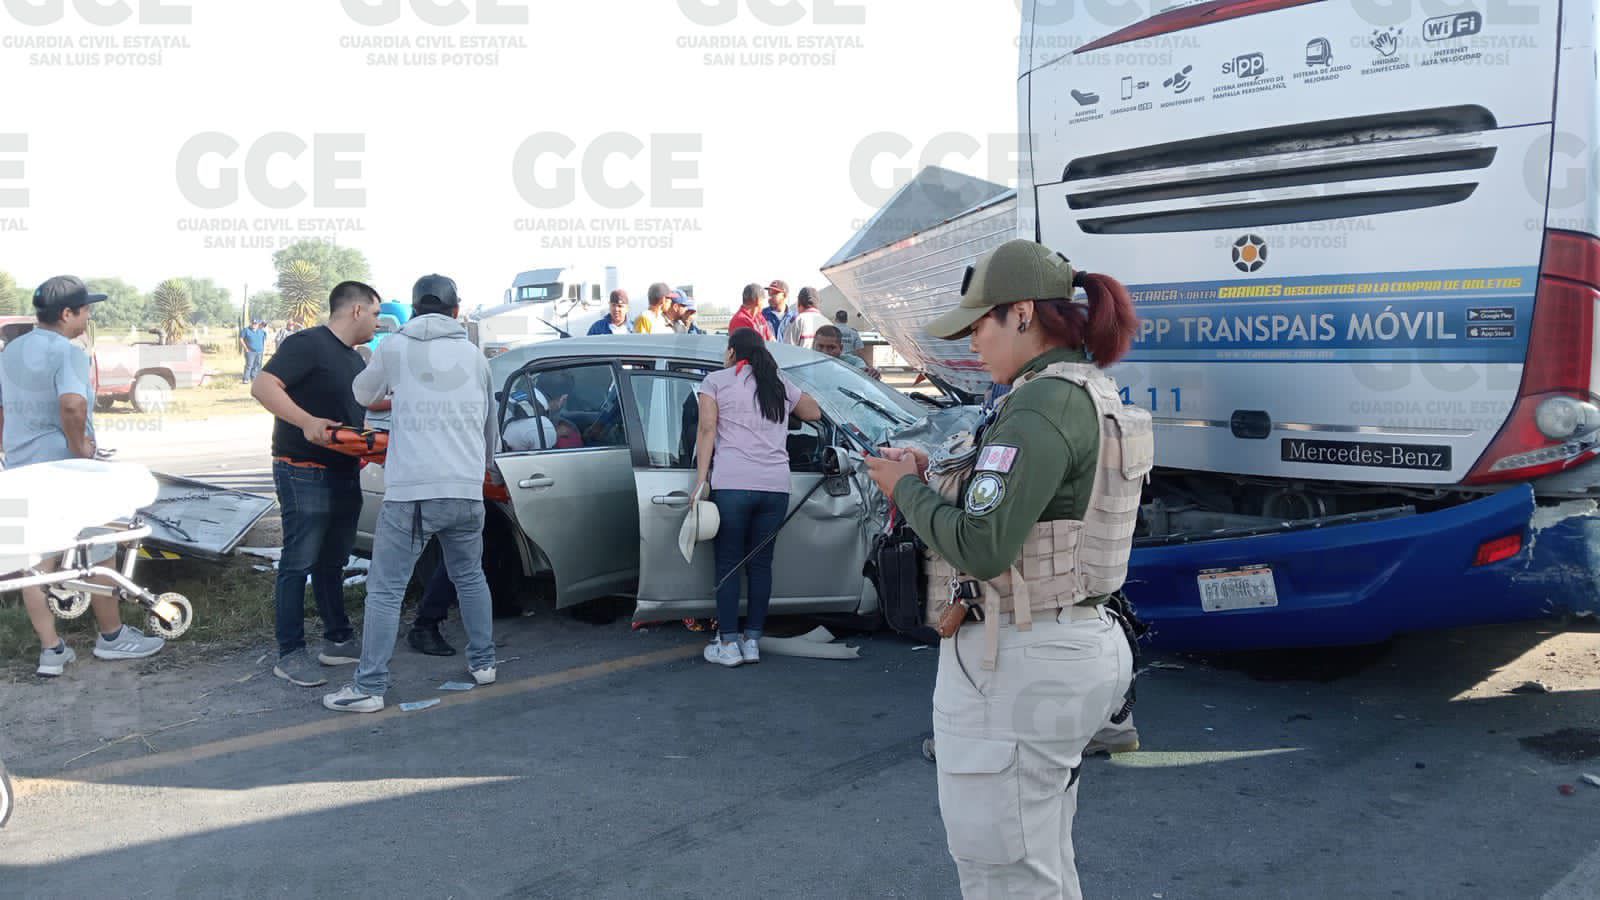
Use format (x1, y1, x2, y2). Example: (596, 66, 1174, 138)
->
(759, 627, 860, 660)
(399, 699, 440, 712)
(1581, 773, 1600, 788)
(438, 682, 475, 692)
(1285, 713, 1313, 723)
(1147, 661, 1186, 671)
(1558, 783, 1577, 796)
(1510, 680, 1552, 694)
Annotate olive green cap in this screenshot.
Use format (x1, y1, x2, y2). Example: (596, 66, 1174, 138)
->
(926, 239, 1077, 340)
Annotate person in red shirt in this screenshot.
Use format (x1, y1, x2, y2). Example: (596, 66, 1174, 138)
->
(728, 283, 774, 340)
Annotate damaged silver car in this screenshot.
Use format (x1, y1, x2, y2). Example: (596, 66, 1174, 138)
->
(354, 334, 977, 624)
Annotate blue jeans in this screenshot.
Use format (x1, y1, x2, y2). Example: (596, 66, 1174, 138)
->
(243, 350, 263, 382)
(273, 461, 361, 658)
(712, 489, 788, 642)
(356, 499, 496, 696)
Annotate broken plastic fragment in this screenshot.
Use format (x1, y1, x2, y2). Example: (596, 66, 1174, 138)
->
(1581, 774, 1600, 788)
(437, 682, 475, 692)
(1510, 680, 1552, 695)
(1559, 783, 1577, 796)
(399, 699, 440, 712)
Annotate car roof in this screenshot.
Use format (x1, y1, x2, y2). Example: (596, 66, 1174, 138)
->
(489, 334, 826, 375)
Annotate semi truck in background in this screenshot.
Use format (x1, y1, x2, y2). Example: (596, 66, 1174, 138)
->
(835, 0, 1600, 650)
(472, 265, 627, 357)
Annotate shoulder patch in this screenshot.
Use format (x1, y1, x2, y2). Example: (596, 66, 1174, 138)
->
(965, 473, 1006, 516)
(976, 444, 1018, 473)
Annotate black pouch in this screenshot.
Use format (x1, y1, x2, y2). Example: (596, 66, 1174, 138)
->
(870, 527, 940, 645)
(1104, 591, 1147, 725)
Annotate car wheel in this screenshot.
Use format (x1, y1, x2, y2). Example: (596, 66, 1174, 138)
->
(131, 373, 172, 413)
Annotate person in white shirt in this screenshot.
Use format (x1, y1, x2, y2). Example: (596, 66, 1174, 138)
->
(787, 287, 830, 348)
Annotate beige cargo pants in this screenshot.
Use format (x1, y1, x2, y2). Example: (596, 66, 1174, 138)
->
(932, 604, 1133, 899)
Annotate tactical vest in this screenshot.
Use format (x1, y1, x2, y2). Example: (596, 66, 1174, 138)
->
(921, 362, 1154, 670)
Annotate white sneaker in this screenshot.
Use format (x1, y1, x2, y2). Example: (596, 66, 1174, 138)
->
(322, 684, 383, 713)
(470, 666, 497, 686)
(739, 637, 760, 664)
(37, 643, 76, 677)
(704, 640, 744, 667)
(92, 625, 165, 661)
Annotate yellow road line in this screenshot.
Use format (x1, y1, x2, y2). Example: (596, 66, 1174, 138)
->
(11, 643, 697, 801)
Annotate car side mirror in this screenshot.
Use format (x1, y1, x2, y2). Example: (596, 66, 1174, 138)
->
(822, 446, 854, 477)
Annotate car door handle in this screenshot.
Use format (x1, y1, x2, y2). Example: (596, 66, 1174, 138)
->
(519, 476, 555, 489)
(652, 492, 692, 509)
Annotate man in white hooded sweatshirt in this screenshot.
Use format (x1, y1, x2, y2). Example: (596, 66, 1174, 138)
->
(324, 274, 500, 713)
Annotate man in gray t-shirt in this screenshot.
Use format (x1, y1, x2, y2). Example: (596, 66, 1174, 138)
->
(0, 320, 97, 468)
(0, 275, 164, 678)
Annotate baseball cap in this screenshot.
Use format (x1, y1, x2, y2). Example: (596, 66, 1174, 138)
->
(412, 273, 460, 312)
(679, 296, 697, 312)
(766, 280, 789, 296)
(33, 275, 108, 312)
(925, 240, 1077, 340)
(797, 286, 819, 307)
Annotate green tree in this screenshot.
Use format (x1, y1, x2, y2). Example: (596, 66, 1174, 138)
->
(278, 260, 325, 326)
(0, 271, 22, 316)
(183, 278, 235, 327)
(272, 240, 371, 293)
(245, 289, 282, 323)
(84, 277, 147, 333)
(150, 279, 193, 344)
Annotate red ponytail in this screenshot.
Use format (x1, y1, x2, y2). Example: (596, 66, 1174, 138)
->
(1021, 271, 1139, 368)
(1077, 272, 1138, 368)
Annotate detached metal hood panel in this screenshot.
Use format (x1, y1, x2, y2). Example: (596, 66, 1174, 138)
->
(140, 473, 277, 560)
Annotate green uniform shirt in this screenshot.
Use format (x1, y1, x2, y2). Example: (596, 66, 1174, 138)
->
(894, 347, 1101, 582)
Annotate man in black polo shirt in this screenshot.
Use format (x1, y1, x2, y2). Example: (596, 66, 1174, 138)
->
(250, 281, 381, 687)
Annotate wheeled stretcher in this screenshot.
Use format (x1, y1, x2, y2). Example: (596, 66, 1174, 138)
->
(0, 459, 192, 640)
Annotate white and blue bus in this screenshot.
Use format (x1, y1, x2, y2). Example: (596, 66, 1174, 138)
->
(1011, 0, 1600, 649)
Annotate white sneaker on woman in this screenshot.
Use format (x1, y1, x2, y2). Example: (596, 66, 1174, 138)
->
(739, 637, 760, 664)
(704, 640, 744, 667)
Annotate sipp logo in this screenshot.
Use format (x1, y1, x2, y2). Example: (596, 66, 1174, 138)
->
(512, 133, 703, 210)
(1, 0, 190, 25)
(176, 133, 365, 210)
(677, 0, 864, 26)
(0, 135, 25, 208)
(340, 0, 528, 26)
(1221, 52, 1265, 78)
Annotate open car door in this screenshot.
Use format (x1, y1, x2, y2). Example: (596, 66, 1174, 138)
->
(493, 361, 638, 607)
(626, 369, 870, 623)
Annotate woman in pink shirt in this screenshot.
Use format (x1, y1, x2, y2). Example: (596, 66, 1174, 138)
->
(693, 327, 823, 666)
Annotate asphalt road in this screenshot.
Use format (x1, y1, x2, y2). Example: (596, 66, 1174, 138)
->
(2, 614, 1598, 898)
(100, 412, 275, 494)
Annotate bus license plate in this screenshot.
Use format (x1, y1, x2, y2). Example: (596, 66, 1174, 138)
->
(1197, 565, 1279, 612)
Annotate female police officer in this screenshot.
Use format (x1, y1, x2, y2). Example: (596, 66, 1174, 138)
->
(865, 239, 1147, 898)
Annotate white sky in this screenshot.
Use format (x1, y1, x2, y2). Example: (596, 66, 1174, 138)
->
(0, 0, 1023, 316)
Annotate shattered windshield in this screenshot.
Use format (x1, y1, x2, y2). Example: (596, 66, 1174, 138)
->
(784, 359, 925, 445)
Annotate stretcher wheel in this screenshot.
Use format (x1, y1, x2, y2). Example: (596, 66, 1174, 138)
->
(46, 588, 91, 620)
(0, 756, 12, 829)
(147, 593, 193, 640)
